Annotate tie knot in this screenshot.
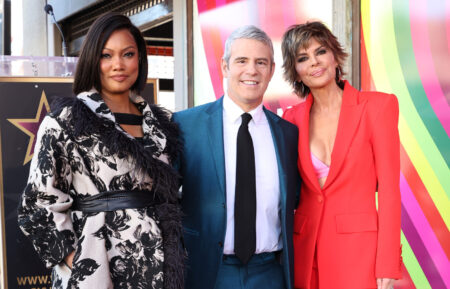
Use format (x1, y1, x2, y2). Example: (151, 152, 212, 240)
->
(241, 113, 252, 126)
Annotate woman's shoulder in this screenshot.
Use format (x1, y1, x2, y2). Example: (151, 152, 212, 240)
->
(147, 104, 178, 136)
(147, 104, 182, 162)
(342, 81, 398, 109)
(49, 96, 78, 118)
(358, 90, 398, 108)
(148, 104, 172, 122)
(357, 90, 399, 124)
(282, 100, 307, 125)
(48, 96, 101, 137)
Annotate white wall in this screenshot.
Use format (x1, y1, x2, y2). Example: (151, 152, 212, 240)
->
(12, 0, 48, 56)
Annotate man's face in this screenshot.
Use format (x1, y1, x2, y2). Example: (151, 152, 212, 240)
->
(222, 38, 275, 112)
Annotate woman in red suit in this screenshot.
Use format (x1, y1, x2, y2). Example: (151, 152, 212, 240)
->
(281, 22, 402, 289)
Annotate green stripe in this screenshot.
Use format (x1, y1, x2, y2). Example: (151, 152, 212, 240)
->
(377, 0, 450, 197)
(391, 0, 450, 167)
(401, 232, 431, 288)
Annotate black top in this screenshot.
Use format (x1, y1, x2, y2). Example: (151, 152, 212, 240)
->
(114, 113, 144, 141)
(114, 113, 143, 125)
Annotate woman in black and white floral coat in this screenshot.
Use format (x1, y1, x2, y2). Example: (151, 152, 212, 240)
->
(18, 13, 184, 289)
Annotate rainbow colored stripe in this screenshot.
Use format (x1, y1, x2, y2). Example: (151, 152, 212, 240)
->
(194, 0, 332, 107)
(361, 0, 450, 288)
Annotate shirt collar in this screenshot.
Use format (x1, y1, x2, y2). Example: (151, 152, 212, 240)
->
(223, 93, 265, 124)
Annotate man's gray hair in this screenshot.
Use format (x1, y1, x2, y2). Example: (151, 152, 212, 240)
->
(222, 25, 274, 65)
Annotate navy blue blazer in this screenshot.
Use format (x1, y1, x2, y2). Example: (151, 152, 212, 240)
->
(173, 97, 299, 289)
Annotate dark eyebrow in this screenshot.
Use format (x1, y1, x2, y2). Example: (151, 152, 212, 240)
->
(296, 45, 325, 57)
(315, 45, 325, 52)
(102, 45, 137, 52)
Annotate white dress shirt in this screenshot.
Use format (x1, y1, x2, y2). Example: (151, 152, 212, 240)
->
(222, 94, 282, 254)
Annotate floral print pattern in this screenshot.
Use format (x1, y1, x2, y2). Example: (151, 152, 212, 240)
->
(18, 90, 181, 289)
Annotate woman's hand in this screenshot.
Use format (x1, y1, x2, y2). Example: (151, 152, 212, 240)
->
(63, 251, 75, 269)
(377, 278, 395, 289)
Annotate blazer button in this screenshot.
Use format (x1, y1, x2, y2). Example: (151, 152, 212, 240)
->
(218, 242, 223, 247)
(317, 196, 323, 203)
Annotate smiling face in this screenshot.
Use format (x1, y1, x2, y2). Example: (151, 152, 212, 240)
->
(295, 38, 338, 91)
(221, 38, 275, 112)
(99, 29, 139, 99)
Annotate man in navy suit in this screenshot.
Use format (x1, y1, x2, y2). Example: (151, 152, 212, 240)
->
(173, 25, 299, 289)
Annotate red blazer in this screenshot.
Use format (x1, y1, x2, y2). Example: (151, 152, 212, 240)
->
(283, 82, 402, 289)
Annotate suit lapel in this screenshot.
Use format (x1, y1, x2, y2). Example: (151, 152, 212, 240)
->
(265, 108, 294, 222)
(264, 108, 286, 200)
(206, 98, 226, 196)
(323, 83, 366, 191)
(298, 96, 323, 192)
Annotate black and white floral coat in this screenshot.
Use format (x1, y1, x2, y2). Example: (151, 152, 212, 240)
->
(18, 90, 184, 289)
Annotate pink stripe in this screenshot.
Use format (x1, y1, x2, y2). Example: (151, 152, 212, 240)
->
(196, 0, 207, 13)
(400, 173, 450, 287)
(410, 0, 450, 135)
(447, 0, 450, 53)
(198, 1, 253, 99)
(281, 0, 297, 30)
(219, 25, 229, 55)
(215, 0, 227, 7)
(258, 0, 282, 35)
(198, 24, 224, 98)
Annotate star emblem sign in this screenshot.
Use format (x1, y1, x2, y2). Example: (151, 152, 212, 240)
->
(8, 90, 51, 165)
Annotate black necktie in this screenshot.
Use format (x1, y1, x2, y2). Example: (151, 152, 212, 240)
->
(234, 112, 256, 265)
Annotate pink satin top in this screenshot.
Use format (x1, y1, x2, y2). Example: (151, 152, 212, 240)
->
(311, 153, 330, 179)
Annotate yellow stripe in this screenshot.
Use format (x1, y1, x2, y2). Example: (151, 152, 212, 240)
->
(399, 116, 450, 229)
(362, 0, 449, 227)
(372, 0, 450, 198)
(361, 0, 372, 61)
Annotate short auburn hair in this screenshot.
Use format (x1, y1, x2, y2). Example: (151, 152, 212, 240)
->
(281, 21, 348, 97)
